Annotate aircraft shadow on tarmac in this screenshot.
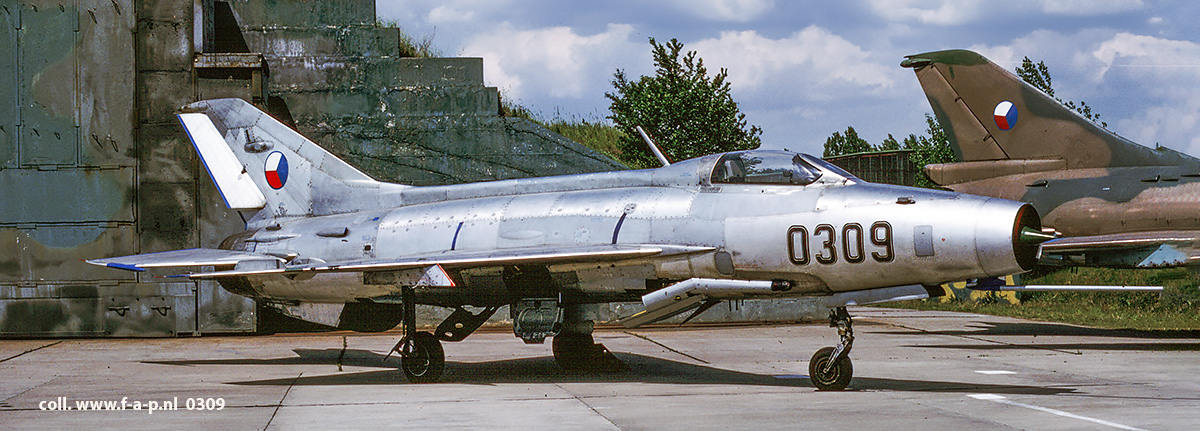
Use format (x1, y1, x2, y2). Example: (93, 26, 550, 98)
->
(875, 321, 1200, 352)
(883, 321, 1200, 338)
(146, 348, 1072, 395)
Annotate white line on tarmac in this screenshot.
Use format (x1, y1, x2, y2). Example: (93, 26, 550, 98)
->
(968, 394, 1148, 431)
(974, 370, 1017, 375)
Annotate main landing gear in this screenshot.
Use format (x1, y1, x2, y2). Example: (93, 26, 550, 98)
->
(389, 286, 501, 383)
(809, 307, 854, 391)
(391, 287, 444, 383)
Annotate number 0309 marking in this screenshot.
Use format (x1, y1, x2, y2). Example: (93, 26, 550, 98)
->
(787, 222, 893, 265)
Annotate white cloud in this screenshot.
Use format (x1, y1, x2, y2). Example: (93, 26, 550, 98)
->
(427, 6, 476, 23)
(866, 0, 987, 25)
(667, 0, 775, 22)
(1040, 0, 1143, 15)
(461, 23, 642, 102)
(690, 27, 895, 95)
(1093, 32, 1200, 75)
(1090, 33, 1200, 153)
(867, 0, 1144, 25)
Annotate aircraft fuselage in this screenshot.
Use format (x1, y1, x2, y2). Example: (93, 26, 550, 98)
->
(220, 153, 1036, 305)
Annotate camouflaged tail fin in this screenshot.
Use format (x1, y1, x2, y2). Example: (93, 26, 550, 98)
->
(903, 50, 1193, 180)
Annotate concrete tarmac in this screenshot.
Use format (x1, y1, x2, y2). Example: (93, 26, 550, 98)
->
(2, 307, 1198, 430)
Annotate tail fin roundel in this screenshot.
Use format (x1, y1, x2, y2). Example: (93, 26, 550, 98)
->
(176, 98, 387, 218)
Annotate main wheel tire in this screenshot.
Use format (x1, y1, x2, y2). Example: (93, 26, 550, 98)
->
(809, 346, 852, 391)
(552, 332, 594, 369)
(401, 332, 445, 383)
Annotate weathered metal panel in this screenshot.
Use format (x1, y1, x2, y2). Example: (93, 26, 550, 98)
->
(78, 0, 136, 166)
(18, 2, 79, 166)
(137, 0, 191, 21)
(137, 181, 198, 252)
(138, 123, 196, 183)
(167, 282, 198, 335)
(135, 18, 191, 71)
(104, 295, 180, 336)
(0, 225, 137, 282)
(196, 280, 255, 332)
(0, 298, 108, 336)
(0, 281, 207, 337)
(0, 296, 175, 337)
(195, 76, 255, 101)
(0, 167, 135, 223)
(0, 4, 17, 167)
(138, 71, 192, 123)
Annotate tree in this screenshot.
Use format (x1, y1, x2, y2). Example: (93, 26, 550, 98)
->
(1015, 57, 1106, 128)
(822, 126, 873, 157)
(820, 114, 953, 189)
(904, 114, 956, 189)
(607, 38, 762, 168)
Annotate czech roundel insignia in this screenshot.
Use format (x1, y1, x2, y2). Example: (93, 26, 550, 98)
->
(994, 101, 1018, 130)
(264, 151, 288, 189)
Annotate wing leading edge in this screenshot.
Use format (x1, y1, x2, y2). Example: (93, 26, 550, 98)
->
(87, 244, 716, 279)
(1039, 231, 1200, 268)
(86, 248, 283, 272)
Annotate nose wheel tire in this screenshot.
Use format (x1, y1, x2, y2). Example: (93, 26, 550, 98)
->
(809, 346, 852, 391)
(401, 331, 445, 383)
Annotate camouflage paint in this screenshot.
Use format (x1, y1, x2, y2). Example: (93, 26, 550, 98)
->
(904, 49, 1200, 267)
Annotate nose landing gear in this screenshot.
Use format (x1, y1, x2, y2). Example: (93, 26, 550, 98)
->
(809, 307, 854, 391)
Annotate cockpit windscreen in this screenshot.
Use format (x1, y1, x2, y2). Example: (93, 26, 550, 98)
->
(711, 151, 823, 185)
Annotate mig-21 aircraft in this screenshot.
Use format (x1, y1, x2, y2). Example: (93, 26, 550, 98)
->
(90, 98, 1048, 390)
(903, 49, 1200, 269)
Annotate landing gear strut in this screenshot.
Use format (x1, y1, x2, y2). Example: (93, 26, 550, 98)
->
(809, 307, 853, 391)
(391, 286, 445, 383)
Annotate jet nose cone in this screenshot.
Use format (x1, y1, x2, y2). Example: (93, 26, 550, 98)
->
(1017, 226, 1056, 245)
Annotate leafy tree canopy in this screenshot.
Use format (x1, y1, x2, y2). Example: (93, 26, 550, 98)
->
(822, 115, 954, 189)
(607, 38, 762, 169)
(1015, 56, 1106, 128)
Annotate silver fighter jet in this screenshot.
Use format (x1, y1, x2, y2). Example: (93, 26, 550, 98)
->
(90, 98, 1047, 390)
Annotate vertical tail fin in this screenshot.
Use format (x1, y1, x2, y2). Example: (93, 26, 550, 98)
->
(177, 98, 390, 219)
(901, 50, 1192, 173)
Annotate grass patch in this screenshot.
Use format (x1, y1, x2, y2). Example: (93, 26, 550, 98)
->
(377, 19, 440, 58)
(888, 266, 1200, 330)
(540, 118, 627, 163)
(499, 97, 630, 167)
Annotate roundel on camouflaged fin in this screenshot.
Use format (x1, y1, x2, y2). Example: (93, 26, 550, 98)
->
(265, 151, 289, 189)
(994, 101, 1018, 131)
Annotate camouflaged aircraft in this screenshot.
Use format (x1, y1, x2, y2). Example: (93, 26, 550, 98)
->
(903, 49, 1200, 269)
(90, 98, 1048, 390)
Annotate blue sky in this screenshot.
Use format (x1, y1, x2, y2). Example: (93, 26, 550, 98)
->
(377, 0, 1200, 156)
